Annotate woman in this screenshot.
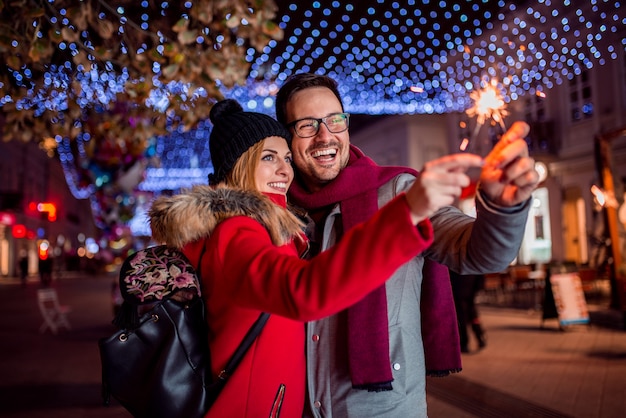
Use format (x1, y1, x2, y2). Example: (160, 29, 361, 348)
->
(149, 99, 479, 417)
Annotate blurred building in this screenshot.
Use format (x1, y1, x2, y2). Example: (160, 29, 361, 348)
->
(0, 139, 99, 278)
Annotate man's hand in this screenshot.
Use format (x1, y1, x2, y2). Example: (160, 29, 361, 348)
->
(480, 121, 540, 207)
(405, 153, 484, 224)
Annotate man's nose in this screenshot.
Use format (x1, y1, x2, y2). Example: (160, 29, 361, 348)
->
(314, 122, 333, 141)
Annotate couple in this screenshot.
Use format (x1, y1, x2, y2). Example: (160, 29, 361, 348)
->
(149, 73, 539, 418)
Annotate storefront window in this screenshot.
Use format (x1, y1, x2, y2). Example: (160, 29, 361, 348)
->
(519, 187, 552, 264)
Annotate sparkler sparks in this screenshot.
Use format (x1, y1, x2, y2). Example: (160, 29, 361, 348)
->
(463, 79, 509, 150)
(466, 79, 508, 128)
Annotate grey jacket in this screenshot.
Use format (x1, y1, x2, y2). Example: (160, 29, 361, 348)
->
(303, 173, 531, 417)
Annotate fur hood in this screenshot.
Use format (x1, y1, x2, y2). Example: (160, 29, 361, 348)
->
(149, 185, 304, 249)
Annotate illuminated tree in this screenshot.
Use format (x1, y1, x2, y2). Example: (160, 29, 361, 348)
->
(0, 0, 283, 242)
(0, 0, 283, 154)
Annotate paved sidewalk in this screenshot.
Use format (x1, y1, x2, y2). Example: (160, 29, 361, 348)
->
(1, 273, 625, 417)
(0, 273, 130, 418)
(427, 305, 626, 418)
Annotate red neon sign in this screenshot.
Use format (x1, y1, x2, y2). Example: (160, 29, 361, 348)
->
(37, 202, 57, 222)
(0, 212, 16, 225)
(12, 224, 26, 238)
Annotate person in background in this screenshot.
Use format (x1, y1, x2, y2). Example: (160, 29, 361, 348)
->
(18, 250, 28, 287)
(148, 99, 483, 417)
(450, 270, 487, 353)
(38, 256, 53, 287)
(275, 72, 540, 417)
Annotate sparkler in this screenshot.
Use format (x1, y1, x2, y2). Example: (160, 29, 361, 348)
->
(462, 79, 509, 151)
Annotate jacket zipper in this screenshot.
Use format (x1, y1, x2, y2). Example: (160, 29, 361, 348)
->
(268, 383, 286, 417)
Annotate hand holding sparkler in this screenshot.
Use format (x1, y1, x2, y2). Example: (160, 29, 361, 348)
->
(479, 121, 540, 207)
(405, 153, 485, 224)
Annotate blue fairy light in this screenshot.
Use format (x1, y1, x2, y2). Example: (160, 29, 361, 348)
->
(4, 0, 625, 201)
(261, 0, 613, 115)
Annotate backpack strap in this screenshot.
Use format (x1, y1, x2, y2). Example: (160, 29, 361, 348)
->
(216, 312, 270, 383)
(194, 239, 270, 389)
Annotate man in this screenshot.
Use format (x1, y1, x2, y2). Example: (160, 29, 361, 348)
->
(275, 73, 539, 417)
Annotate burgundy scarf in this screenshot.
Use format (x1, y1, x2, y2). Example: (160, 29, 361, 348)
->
(289, 145, 461, 391)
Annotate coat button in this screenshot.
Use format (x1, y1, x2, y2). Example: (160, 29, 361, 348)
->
(393, 362, 401, 370)
(314, 401, 322, 408)
(312, 334, 320, 342)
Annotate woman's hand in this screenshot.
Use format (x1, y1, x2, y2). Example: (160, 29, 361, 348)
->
(405, 153, 484, 224)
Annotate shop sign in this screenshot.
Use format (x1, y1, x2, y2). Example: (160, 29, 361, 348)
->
(0, 212, 16, 225)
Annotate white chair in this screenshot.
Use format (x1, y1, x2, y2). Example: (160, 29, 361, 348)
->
(37, 288, 72, 334)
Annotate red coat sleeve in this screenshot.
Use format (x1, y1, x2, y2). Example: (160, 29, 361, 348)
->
(201, 194, 433, 321)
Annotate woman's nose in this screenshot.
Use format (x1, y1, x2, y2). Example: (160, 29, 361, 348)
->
(277, 159, 292, 176)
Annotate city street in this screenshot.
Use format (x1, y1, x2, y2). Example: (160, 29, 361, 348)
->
(0, 2, 624, 417)
(0, 272, 130, 418)
(1, 272, 625, 417)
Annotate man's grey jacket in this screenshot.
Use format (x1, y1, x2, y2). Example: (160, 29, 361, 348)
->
(303, 173, 531, 418)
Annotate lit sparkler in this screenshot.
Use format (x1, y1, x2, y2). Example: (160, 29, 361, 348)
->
(463, 79, 509, 150)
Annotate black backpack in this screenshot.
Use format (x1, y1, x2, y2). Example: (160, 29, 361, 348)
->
(99, 245, 269, 418)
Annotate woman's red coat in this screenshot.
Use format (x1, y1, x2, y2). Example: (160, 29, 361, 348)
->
(181, 194, 433, 417)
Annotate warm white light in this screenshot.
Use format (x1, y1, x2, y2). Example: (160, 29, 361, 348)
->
(532, 198, 542, 208)
(619, 194, 626, 226)
(535, 161, 548, 183)
(466, 80, 508, 130)
(591, 185, 606, 207)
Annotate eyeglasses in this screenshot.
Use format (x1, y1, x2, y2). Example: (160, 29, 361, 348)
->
(287, 113, 350, 138)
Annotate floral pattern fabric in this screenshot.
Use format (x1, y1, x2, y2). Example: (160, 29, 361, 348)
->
(120, 245, 201, 304)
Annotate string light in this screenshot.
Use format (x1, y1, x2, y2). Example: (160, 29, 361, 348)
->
(152, 0, 624, 192)
(229, 0, 625, 115)
(52, 1, 625, 213)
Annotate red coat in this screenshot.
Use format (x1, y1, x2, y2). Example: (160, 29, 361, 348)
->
(167, 191, 433, 417)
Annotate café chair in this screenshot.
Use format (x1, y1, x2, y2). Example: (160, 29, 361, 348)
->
(37, 288, 72, 335)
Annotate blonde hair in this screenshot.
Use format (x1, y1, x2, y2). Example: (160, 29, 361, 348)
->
(224, 140, 265, 190)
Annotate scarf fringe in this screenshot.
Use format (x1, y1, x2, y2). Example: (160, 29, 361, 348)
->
(352, 380, 394, 392)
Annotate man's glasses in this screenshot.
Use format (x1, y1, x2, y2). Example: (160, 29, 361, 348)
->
(287, 113, 350, 138)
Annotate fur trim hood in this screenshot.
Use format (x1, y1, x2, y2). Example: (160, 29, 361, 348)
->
(149, 185, 304, 249)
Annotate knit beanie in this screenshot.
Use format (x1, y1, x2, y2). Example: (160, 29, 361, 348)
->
(208, 99, 291, 185)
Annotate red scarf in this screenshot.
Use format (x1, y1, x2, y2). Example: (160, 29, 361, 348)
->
(289, 145, 461, 391)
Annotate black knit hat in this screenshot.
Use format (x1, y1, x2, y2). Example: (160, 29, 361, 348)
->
(208, 99, 291, 185)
